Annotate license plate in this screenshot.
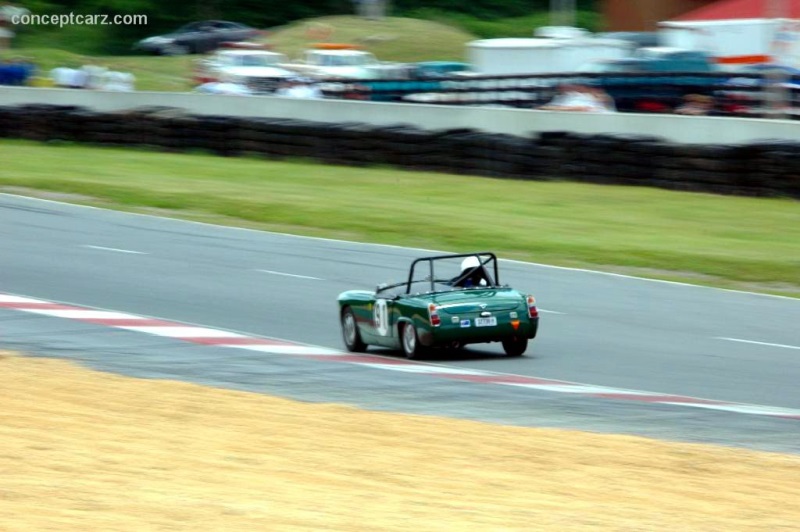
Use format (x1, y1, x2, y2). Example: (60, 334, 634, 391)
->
(475, 317, 497, 327)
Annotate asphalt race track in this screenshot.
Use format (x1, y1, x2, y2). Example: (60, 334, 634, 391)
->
(2, 193, 799, 452)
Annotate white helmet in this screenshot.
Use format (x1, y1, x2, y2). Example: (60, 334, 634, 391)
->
(460, 256, 481, 271)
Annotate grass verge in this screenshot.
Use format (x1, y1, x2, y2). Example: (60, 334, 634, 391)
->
(1, 139, 799, 296)
(0, 47, 197, 92)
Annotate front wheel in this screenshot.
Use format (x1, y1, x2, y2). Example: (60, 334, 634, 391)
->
(341, 307, 366, 352)
(502, 336, 528, 357)
(401, 322, 423, 359)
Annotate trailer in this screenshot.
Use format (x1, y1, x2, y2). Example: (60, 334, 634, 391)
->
(660, 18, 800, 68)
(466, 36, 632, 75)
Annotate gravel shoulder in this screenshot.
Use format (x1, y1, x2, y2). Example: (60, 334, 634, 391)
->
(2, 352, 799, 530)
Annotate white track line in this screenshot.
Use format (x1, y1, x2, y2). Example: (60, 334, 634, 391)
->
(118, 326, 246, 338)
(716, 337, 800, 350)
(255, 269, 324, 281)
(83, 245, 146, 255)
(17, 309, 146, 319)
(236, 345, 342, 355)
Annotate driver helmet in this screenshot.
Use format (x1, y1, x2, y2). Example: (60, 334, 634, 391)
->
(459, 255, 488, 287)
(460, 256, 481, 272)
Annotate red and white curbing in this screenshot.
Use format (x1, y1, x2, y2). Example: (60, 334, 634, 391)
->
(2, 293, 799, 421)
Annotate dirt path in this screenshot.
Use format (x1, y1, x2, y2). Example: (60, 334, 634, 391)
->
(1, 352, 799, 531)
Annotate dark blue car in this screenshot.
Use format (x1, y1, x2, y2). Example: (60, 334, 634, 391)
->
(134, 20, 260, 55)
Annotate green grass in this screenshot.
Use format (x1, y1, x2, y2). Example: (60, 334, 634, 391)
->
(268, 15, 477, 62)
(1, 47, 197, 92)
(2, 140, 799, 296)
(404, 9, 602, 39)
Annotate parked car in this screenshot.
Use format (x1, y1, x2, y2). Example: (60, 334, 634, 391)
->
(194, 45, 293, 93)
(282, 44, 384, 80)
(337, 252, 540, 359)
(414, 61, 472, 79)
(134, 21, 260, 55)
(580, 47, 716, 74)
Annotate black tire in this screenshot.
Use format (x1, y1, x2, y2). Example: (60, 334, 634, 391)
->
(502, 336, 528, 357)
(341, 306, 366, 352)
(401, 322, 423, 359)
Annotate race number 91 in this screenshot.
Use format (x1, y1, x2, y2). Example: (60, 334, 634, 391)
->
(373, 299, 389, 336)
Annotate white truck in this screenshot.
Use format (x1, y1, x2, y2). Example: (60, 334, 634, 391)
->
(466, 30, 632, 76)
(194, 45, 295, 93)
(281, 45, 409, 80)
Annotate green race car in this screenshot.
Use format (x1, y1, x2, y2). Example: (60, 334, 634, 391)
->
(337, 252, 539, 358)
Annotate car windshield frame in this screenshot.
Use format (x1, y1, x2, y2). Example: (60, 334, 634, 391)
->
(402, 252, 500, 295)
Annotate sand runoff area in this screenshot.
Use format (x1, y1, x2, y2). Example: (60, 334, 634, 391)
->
(1, 351, 799, 530)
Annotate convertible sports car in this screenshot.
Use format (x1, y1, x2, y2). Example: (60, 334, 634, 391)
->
(337, 252, 539, 358)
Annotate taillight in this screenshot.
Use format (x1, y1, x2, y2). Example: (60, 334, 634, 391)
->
(428, 303, 441, 327)
(527, 295, 539, 319)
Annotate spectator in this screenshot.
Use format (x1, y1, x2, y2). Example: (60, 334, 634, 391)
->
(82, 64, 108, 90)
(67, 67, 88, 89)
(634, 99, 672, 113)
(675, 94, 714, 116)
(50, 66, 73, 88)
(0, 56, 30, 85)
(586, 86, 616, 113)
(275, 77, 323, 99)
(194, 80, 252, 95)
(717, 92, 755, 116)
(0, 3, 29, 50)
(50, 66, 89, 89)
(342, 82, 370, 100)
(0, 10, 12, 51)
(539, 84, 615, 113)
(101, 70, 135, 91)
(0, 4, 14, 51)
(0, 58, 10, 84)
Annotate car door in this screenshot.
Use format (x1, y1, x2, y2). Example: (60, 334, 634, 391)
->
(222, 22, 249, 43)
(212, 22, 244, 49)
(368, 291, 397, 347)
(175, 22, 206, 53)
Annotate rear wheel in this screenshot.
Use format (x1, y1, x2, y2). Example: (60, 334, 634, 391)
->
(502, 336, 528, 357)
(401, 322, 422, 359)
(341, 306, 366, 352)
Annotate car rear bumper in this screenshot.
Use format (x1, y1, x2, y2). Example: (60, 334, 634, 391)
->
(422, 317, 538, 346)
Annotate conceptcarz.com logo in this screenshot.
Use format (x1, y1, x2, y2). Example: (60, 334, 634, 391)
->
(8, 10, 148, 28)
